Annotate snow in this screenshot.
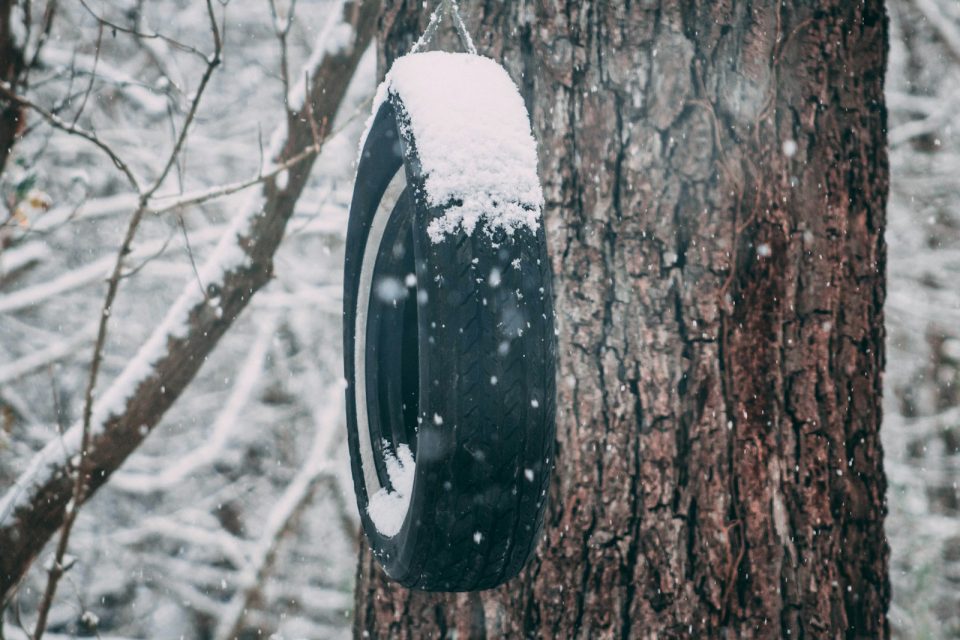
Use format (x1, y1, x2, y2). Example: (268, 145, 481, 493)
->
(363, 52, 543, 243)
(112, 315, 276, 493)
(374, 276, 406, 303)
(286, 2, 355, 111)
(0, 187, 258, 527)
(0, 0, 956, 635)
(87, 195, 254, 429)
(81, 611, 100, 627)
(366, 443, 415, 537)
(0, 226, 224, 314)
(0, 240, 49, 275)
(0, 1, 366, 635)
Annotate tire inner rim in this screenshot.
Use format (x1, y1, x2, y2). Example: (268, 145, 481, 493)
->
(354, 168, 418, 531)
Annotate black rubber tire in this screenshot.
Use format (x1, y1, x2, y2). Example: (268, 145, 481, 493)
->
(343, 93, 556, 592)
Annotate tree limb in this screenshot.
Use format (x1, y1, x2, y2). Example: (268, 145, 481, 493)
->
(911, 0, 960, 64)
(0, 0, 380, 606)
(30, 2, 223, 634)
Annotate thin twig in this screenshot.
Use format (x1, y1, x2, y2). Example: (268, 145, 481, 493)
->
(177, 214, 207, 301)
(147, 142, 321, 214)
(30, 4, 224, 637)
(71, 23, 103, 127)
(25, 0, 59, 71)
(30, 203, 151, 640)
(143, 0, 222, 200)
(0, 83, 140, 192)
(77, 0, 211, 60)
(268, 0, 297, 111)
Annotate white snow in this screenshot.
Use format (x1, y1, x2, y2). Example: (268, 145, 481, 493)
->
(374, 276, 406, 303)
(0, 225, 225, 314)
(366, 443, 415, 537)
(80, 611, 100, 627)
(0, 187, 258, 527)
(0, 240, 49, 276)
(286, 2, 355, 112)
(363, 52, 543, 243)
(112, 315, 276, 493)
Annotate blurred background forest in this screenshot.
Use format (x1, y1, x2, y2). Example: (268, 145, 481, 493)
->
(0, 0, 957, 638)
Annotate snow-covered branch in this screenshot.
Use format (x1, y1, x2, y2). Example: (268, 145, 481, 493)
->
(0, 324, 94, 385)
(110, 314, 276, 493)
(0, 226, 223, 314)
(0, 0, 380, 605)
(213, 383, 344, 640)
(911, 0, 960, 64)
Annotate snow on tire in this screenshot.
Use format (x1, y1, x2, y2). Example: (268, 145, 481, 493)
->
(343, 52, 556, 591)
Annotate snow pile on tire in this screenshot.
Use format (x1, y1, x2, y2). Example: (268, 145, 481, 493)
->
(365, 51, 543, 243)
(366, 442, 415, 537)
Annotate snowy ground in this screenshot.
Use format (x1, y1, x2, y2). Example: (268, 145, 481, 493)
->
(0, 0, 957, 638)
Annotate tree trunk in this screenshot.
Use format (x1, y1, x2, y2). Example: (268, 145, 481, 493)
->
(0, 0, 26, 175)
(355, 1, 890, 638)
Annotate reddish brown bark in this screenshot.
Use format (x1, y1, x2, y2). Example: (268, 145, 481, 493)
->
(355, 1, 890, 638)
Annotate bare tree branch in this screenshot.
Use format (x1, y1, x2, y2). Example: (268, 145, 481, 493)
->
(0, 82, 141, 192)
(146, 142, 322, 215)
(912, 0, 960, 64)
(0, 225, 222, 313)
(267, 0, 297, 113)
(0, 0, 379, 607)
(77, 0, 212, 61)
(24, 0, 59, 72)
(30, 3, 223, 635)
(110, 314, 275, 493)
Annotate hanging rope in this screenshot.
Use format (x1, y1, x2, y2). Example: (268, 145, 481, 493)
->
(409, 0, 478, 56)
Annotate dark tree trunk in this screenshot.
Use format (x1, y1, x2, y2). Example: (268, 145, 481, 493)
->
(0, 0, 25, 175)
(355, 1, 890, 638)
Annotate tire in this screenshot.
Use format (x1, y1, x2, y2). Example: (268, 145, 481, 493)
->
(343, 85, 556, 592)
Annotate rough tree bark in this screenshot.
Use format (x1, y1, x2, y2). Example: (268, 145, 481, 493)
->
(0, 0, 26, 174)
(355, 1, 889, 638)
